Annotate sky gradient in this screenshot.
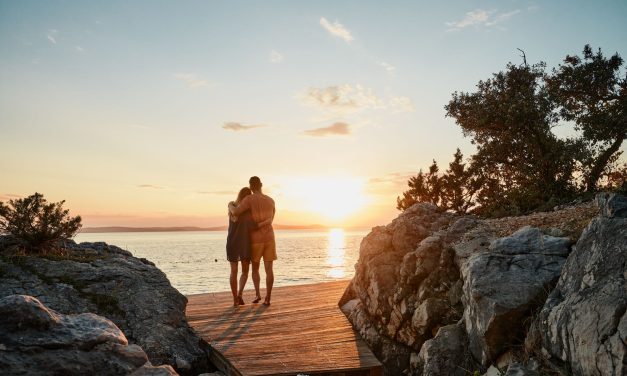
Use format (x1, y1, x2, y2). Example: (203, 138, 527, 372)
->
(1, 1, 626, 228)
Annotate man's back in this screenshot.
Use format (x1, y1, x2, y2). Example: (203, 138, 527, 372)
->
(239, 193, 275, 243)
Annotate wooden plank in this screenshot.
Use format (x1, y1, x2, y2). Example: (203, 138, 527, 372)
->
(186, 280, 382, 376)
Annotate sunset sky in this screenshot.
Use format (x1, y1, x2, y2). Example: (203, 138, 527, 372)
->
(1, 1, 626, 228)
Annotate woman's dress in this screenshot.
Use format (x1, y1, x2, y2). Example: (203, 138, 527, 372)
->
(226, 209, 256, 262)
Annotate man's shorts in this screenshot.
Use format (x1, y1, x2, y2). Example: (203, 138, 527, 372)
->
(251, 240, 277, 262)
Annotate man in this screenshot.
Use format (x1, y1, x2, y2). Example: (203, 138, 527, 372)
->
(229, 176, 276, 306)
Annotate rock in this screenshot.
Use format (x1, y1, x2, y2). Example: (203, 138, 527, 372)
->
(534, 195, 627, 376)
(0, 239, 209, 375)
(489, 226, 571, 256)
(340, 298, 359, 316)
(504, 361, 539, 376)
(0, 294, 176, 376)
(596, 191, 627, 218)
(343, 204, 461, 373)
(462, 227, 570, 366)
(415, 324, 473, 376)
(131, 365, 179, 376)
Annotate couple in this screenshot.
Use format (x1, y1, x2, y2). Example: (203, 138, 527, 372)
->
(226, 176, 276, 307)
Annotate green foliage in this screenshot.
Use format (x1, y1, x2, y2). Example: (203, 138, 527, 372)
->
(547, 44, 627, 192)
(397, 149, 478, 214)
(0, 193, 82, 253)
(398, 45, 626, 216)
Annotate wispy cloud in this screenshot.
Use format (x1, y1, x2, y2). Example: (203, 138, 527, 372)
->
(137, 184, 164, 189)
(174, 73, 208, 88)
(75, 46, 84, 52)
(366, 172, 414, 194)
(389, 96, 415, 113)
(222, 122, 265, 131)
(303, 122, 351, 137)
(46, 29, 58, 44)
(0, 193, 22, 202)
(320, 17, 353, 43)
(446, 9, 520, 31)
(378, 61, 396, 75)
(302, 84, 384, 115)
(270, 50, 284, 63)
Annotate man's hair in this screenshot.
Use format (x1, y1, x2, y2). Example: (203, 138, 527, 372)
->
(249, 176, 262, 191)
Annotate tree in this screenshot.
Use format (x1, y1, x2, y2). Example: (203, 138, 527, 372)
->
(445, 63, 579, 214)
(547, 45, 627, 192)
(440, 149, 477, 214)
(396, 160, 442, 210)
(0, 193, 82, 253)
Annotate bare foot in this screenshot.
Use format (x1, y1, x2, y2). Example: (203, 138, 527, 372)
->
(252, 295, 262, 304)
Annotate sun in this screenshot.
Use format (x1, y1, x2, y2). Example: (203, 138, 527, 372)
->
(277, 176, 368, 222)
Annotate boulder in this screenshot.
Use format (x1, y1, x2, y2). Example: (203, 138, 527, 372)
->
(534, 195, 627, 376)
(0, 239, 209, 375)
(0, 294, 178, 376)
(343, 204, 461, 373)
(415, 323, 473, 376)
(462, 227, 570, 366)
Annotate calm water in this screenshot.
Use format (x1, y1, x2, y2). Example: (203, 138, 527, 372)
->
(75, 229, 367, 295)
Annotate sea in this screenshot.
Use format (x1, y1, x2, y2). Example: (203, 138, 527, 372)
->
(74, 229, 369, 296)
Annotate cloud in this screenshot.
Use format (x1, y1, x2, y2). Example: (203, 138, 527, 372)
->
(366, 172, 414, 195)
(174, 73, 208, 88)
(137, 184, 164, 189)
(446, 9, 520, 31)
(378, 61, 396, 74)
(320, 17, 353, 42)
(270, 50, 284, 63)
(0, 193, 22, 202)
(222, 122, 265, 131)
(302, 84, 384, 115)
(46, 29, 58, 44)
(389, 96, 415, 113)
(75, 46, 84, 52)
(303, 122, 351, 137)
(486, 10, 521, 26)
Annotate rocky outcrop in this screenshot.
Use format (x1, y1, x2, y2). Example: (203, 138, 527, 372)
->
(341, 204, 458, 373)
(341, 195, 621, 375)
(462, 227, 570, 366)
(531, 192, 627, 375)
(0, 294, 178, 376)
(0, 240, 210, 375)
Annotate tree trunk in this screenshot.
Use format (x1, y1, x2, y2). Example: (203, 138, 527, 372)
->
(586, 132, 626, 193)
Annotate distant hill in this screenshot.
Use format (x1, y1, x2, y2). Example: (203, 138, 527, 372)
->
(80, 224, 328, 233)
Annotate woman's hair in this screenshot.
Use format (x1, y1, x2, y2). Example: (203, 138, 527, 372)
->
(235, 187, 252, 204)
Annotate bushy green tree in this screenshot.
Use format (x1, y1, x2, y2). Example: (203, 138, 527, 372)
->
(396, 160, 442, 210)
(445, 63, 579, 214)
(397, 150, 477, 214)
(0, 193, 82, 253)
(398, 45, 624, 217)
(546, 44, 627, 192)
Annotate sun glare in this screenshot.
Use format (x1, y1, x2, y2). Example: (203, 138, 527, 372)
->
(327, 228, 346, 278)
(277, 176, 368, 223)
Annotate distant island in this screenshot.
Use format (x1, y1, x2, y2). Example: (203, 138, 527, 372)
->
(80, 224, 329, 233)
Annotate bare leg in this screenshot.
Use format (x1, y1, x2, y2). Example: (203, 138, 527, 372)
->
(229, 261, 238, 306)
(238, 260, 250, 301)
(263, 261, 274, 305)
(251, 261, 261, 302)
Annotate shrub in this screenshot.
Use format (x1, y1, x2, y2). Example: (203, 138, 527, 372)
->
(0, 193, 82, 253)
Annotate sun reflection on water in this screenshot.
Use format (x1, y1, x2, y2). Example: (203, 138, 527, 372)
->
(327, 228, 346, 278)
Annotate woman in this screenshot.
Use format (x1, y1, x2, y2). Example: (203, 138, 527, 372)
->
(226, 188, 271, 306)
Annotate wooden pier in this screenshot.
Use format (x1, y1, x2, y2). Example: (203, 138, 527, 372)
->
(186, 280, 382, 376)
